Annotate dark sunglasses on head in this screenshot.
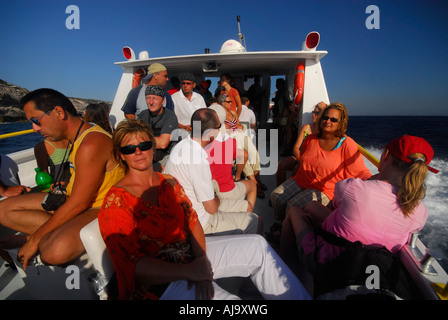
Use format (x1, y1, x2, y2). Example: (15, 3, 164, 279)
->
(321, 116, 340, 123)
(120, 141, 153, 155)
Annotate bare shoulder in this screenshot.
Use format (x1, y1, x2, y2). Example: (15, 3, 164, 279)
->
(75, 130, 114, 166)
(80, 130, 112, 150)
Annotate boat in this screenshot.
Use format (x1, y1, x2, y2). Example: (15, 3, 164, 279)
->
(1, 26, 447, 300)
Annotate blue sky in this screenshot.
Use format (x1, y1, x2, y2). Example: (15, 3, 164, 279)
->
(0, 0, 447, 115)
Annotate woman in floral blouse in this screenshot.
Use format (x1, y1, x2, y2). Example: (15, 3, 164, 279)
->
(98, 119, 310, 300)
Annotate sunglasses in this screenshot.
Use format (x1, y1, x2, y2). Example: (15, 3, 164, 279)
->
(120, 141, 153, 155)
(30, 109, 53, 126)
(223, 100, 232, 103)
(181, 81, 194, 85)
(321, 116, 340, 123)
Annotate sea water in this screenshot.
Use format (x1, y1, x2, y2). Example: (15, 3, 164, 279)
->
(1, 116, 448, 270)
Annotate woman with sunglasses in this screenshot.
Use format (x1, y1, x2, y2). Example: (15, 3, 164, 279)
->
(276, 101, 327, 186)
(98, 119, 311, 300)
(280, 135, 436, 295)
(221, 95, 266, 197)
(270, 103, 372, 221)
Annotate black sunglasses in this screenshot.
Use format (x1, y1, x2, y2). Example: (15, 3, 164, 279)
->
(30, 109, 53, 126)
(120, 141, 153, 155)
(321, 116, 340, 123)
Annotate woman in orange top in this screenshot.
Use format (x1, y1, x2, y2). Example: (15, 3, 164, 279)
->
(270, 103, 371, 221)
(276, 101, 327, 186)
(98, 119, 210, 300)
(98, 119, 311, 300)
(219, 73, 243, 117)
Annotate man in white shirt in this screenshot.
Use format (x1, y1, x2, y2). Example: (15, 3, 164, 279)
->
(164, 108, 261, 236)
(239, 96, 257, 144)
(171, 73, 207, 132)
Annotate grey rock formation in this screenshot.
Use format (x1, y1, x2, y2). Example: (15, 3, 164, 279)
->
(0, 79, 111, 122)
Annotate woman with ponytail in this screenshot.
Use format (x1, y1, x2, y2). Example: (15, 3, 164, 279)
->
(280, 135, 439, 267)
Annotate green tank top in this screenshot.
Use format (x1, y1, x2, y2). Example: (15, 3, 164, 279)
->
(45, 140, 70, 166)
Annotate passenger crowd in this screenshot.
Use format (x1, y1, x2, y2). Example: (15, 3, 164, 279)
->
(0, 62, 438, 300)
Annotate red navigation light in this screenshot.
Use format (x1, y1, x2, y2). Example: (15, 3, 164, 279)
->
(305, 32, 320, 50)
(123, 46, 135, 60)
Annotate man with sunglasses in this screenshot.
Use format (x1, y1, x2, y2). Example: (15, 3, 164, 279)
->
(171, 73, 207, 132)
(122, 63, 174, 119)
(0, 88, 125, 270)
(137, 85, 179, 172)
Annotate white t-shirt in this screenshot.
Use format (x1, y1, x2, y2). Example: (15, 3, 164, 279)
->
(239, 105, 256, 127)
(238, 104, 257, 144)
(164, 136, 214, 226)
(171, 91, 207, 126)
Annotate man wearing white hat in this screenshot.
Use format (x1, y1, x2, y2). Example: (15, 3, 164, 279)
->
(121, 63, 174, 119)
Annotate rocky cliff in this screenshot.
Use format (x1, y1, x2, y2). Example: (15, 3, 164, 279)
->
(0, 79, 111, 122)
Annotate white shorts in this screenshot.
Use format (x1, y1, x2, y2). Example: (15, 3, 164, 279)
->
(159, 234, 311, 300)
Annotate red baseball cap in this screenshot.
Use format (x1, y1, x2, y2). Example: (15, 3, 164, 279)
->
(200, 81, 209, 89)
(381, 135, 439, 173)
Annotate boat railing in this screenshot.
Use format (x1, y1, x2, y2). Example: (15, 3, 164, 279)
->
(0, 129, 34, 140)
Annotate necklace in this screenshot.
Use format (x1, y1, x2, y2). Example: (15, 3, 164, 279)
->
(52, 120, 84, 193)
(71, 120, 85, 145)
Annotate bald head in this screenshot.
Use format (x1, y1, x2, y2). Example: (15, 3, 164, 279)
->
(191, 108, 220, 139)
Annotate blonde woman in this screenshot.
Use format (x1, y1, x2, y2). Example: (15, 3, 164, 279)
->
(270, 103, 371, 221)
(281, 135, 437, 268)
(98, 119, 311, 300)
(276, 101, 327, 186)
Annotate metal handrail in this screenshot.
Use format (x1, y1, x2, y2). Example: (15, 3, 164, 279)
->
(0, 129, 34, 140)
(358, 143, 379, 168)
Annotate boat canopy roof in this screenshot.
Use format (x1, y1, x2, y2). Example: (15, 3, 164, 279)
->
(115, 50, 328, 76)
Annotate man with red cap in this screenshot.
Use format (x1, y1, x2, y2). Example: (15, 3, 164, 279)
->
(199, 81, 212, 105)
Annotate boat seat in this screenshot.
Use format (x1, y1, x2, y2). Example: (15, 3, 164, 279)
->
(3, 218, 114, 300)
(6, 248, 98, 300)
(79, 218, 114, 283)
